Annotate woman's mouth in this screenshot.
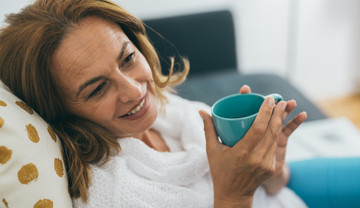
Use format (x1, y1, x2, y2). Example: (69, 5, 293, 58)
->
(126, 99, 145, 116)
(119, 94, 150, 120)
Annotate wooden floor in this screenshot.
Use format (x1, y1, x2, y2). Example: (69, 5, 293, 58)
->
(317, 93, 360, 129)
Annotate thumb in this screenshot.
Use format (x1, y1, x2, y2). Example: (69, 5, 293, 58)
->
(199, 110, 221, 152)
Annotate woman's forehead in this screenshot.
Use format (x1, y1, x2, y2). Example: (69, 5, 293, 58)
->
(54, 17, 128, 69)
(51, 16, 130, 93)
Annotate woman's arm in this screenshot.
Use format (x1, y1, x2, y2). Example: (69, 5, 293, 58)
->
(213, 196, 253, 208)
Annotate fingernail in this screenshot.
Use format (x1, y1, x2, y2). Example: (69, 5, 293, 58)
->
(267, 97, 275, 106)
(281, 101, 287, 110)
(302, 111, 308, 118)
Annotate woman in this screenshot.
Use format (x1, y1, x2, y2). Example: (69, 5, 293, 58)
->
(0, 0, 308, 207)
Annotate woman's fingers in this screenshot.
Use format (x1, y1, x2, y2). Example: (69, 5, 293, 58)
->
(237, 97, 276, 148)
(239, 85, 251, 94)
(282, 111, 307, 138)
(285, 99, 297, 113)
(199, 110, 227, 156)
(282, 99, 296, 118)
(260, 101, 288, 153)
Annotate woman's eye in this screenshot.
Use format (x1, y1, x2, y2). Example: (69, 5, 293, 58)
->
(88, 82, 106, 98)
(122, 52, 135, 66)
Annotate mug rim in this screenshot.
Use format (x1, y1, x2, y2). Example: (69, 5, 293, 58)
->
(211, 93, 264, 120)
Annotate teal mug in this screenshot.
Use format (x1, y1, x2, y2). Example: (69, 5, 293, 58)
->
(211, 93, 283, 147)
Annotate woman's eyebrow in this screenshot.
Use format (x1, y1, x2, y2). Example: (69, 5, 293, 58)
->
(75, 41, 130, 98)
(76, 76, 103, 98)
(117, 41, 130, 62)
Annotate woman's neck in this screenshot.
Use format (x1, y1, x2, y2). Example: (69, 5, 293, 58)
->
(136, 129, 170, 152)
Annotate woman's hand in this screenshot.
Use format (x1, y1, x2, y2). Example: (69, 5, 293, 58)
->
(239, 85, 307, 195)
(200, 94, 287, 207)
(199, 85, 307, 207)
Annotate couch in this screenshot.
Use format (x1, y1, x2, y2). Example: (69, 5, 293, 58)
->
(144, 10, 327, 122)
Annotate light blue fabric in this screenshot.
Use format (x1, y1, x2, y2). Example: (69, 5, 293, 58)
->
(288, 157, 360, 208)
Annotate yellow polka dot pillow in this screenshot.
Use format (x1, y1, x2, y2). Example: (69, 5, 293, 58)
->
(0, 81, 72, 208)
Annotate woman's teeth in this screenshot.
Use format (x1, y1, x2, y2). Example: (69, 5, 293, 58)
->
(127, 99, 145, 116)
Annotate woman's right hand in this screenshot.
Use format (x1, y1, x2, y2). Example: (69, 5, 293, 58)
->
(199, 96, 288, 208)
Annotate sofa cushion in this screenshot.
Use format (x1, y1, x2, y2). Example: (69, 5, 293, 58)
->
(0, 81, 72, 208)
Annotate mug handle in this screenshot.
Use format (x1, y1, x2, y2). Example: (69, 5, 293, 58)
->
(265, 93, 283, 103)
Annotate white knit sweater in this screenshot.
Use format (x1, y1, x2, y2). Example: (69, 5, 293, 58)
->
(72, 93, 307, 208)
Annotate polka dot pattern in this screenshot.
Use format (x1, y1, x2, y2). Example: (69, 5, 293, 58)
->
(0, 146, 12, 164)
(54, 158, 64, 177)
(0, 100, 6, 107)
(0, 117, 3, 128)
(33, 199, 53, 208)
(18, 163, 39, 184)
(0, 81, 72, 207)
(2, 198, 9, 208)
(15, 100, 34, 114)
(26, 124, 40, 143)
(47, 126, 57, 142)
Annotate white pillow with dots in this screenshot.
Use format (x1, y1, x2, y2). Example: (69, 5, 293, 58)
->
(0, 81, 72, 208)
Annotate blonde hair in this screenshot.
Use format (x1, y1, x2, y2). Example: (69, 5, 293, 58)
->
(0, 0, 189, 202)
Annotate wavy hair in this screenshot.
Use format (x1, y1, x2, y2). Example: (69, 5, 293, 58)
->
(0, 0, 189, 202)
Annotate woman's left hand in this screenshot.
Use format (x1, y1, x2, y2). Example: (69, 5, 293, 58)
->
(239, 85, 307, 195)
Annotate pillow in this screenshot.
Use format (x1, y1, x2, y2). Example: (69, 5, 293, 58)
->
(0, 81, 72, 208)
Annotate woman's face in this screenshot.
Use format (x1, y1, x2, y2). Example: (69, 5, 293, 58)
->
(52, 16, 158, 138)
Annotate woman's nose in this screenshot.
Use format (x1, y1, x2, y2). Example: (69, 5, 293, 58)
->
(116, 74, 144, 103)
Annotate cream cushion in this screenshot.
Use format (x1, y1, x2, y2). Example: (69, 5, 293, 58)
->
(0, 81, 72, 208)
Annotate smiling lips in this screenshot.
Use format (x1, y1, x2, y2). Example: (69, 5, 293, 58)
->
(120, 97, 146, 118)
(127, 99, 145, 116)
